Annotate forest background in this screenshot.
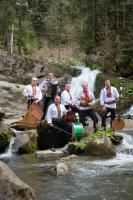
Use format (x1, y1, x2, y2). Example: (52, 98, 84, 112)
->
(0, 0, 133, 78)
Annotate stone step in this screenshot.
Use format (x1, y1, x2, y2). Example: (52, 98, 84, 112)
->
(35, 149, 64, 158)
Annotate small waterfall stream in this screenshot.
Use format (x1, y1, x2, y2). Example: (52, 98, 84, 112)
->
(0, 137, 15, 159)
(71, 66, 99, 98)
(0, 66, 133, 200)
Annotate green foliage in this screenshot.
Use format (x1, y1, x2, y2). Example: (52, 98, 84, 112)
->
(124, 83, 133, 97)
(0, 0, 132, 74)
(73, 128, 115, 153)
(73, 141, 86, 154)
(88, 128, 115, 143)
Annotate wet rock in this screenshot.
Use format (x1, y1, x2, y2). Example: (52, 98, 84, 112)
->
(85, 136, 116, 157)
(56, 162, 69, 175)
(36, 149, 64, 159)
(0, 160, 36, 200)
(68, 142, 86, 155)
(37, 122, 68, 150)
(111, 134, 123, 145)
(13, 129, 38, 154)
(0, 111, 12, 153)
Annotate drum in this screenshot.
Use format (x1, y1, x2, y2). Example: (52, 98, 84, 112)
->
(72, 122, 83, 140)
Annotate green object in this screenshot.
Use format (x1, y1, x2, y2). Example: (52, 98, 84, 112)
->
(72, 122, 83, 140)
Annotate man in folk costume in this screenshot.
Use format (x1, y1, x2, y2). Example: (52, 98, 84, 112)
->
(39, 72, 60, 118)
(23, 77, 42, 109)
(61, 83, 79, 112)
(77, 82, 98, 132)
(100, 79, 119, 128)
(46, 95, 72, 152)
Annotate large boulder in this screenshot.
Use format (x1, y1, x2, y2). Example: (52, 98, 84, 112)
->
(0, 111, 12, 153)
(0, 160, 36, 200)
(68, 136, 116, 157)
(37, 122, 68, 150)
(13, 129, 38, 154)
(85, 136, 116, 157)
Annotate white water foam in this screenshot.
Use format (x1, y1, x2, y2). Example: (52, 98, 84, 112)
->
(0, 137, 15, 159)
(123, 105, 133, 116)
(71, 66, 100, 99)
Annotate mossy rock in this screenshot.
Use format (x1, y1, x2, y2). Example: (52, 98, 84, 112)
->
(85, 138, 116, 157)
(68, 142, 86, 155)
(0, 132, 9, 153)
(18, 134, 38, 154)
(37, 122, 69, 150)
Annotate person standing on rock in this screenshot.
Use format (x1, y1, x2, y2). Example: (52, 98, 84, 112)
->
(39, 72, 60, 118)
(76, 82, 98, 133)
(100, 79, 119, 128)
(23, 77, 42, 109)
(46, 95, 72, 152)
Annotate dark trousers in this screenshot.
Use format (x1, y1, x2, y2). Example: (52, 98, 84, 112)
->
(43, 97, 54, 119)
(65, 105, 79, 112)
(50, 120, 72, 148)
(78, 108, 98, 132)
(27, 99, 35, 109)
(101, 107, 116, 128)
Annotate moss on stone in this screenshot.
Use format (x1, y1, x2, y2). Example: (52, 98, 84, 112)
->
(18, 134, 38, 154)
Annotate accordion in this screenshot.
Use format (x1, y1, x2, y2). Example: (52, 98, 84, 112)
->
(45, 83, 59, 98)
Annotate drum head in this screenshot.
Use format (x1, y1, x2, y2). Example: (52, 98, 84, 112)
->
(112, 119, 125, 131)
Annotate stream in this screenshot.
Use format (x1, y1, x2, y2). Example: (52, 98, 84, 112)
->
(0, 131, 133, 200)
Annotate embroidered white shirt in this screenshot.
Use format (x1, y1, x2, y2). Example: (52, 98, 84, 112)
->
(46, 103, 67, 124)
(76, 90, 95, 110)
(61, 89, 75, 106)
(23, 85, 42, 101)
(100, 86, 119, 109)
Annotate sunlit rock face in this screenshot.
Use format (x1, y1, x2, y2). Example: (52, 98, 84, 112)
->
(0, 160, 37, 200)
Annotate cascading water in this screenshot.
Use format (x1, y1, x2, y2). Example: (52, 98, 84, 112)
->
(124, 105, 133, 116)
(0, 129, 21, 159)
(71, 66, 100, 98)
(1, 66, 133, 200)
(0, 136, 15, 159)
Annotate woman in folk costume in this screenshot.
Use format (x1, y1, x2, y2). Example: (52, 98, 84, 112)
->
(77, 82, 98, 132)
(100, 79, 119, 128)
(23, 77, 42, 109)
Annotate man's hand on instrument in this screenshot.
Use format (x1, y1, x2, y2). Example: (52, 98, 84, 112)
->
(34, 99, 39, 104)
(102, 106, 107, 112)
(49, 123, 53, 127)
(88, 102, 93, 106)
(42, 86, 48, 93)
(28, 94, 33, 98)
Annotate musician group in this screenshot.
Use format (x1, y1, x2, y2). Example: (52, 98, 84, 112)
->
(23, 73, 119, 151)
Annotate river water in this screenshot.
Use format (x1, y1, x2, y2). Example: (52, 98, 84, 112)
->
(1, 131, 133, 200)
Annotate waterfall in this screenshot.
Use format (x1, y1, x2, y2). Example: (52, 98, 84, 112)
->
(117, 132, 133, 155)
(124, 105, 133, 116)
(71, 66, 100, 99)
(0, 129, 21, 159)
(0, 137, 15, 159)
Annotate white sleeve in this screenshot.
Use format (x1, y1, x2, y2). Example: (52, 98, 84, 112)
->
(114, 87, 119, 99)
(90, 92, 95, 105)
(100, 89, 105, 106)
(23, 86, 29, 97)
(61, 91, 71, 105)
(37, 88, 42, 101)
(39, 80, 47, 91)
(46, 105, 52, 124)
